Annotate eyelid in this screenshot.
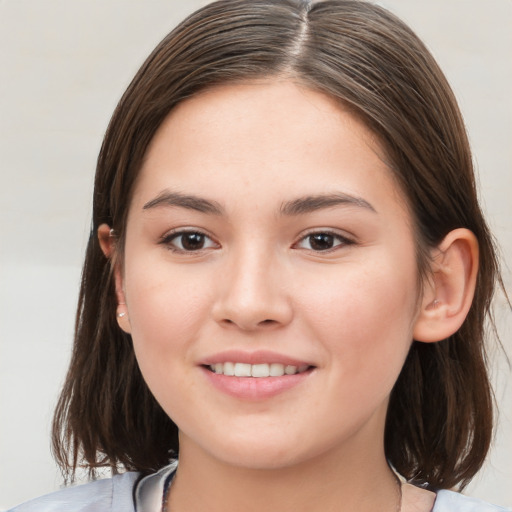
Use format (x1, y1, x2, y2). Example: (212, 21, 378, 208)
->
(160, 227, 220, 253)
(293, 228, 356, 252)
(158, 227, 355, 254)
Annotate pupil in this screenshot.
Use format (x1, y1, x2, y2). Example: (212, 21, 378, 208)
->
(310, 233, 333, 251)
(182, 233, 204, 250)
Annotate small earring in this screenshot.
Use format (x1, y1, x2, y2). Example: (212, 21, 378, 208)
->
(117, 303, 127, 318)
(427, 299, 440, 310)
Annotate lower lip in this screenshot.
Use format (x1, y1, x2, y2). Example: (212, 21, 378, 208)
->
(201, 367, 313, 400)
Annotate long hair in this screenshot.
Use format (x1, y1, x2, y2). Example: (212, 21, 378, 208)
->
(52, 0, 501, 490)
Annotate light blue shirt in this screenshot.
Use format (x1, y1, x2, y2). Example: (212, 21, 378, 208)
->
(8, 462, 511, 512)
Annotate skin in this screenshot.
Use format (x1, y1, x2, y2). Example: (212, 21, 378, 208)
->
(99, 80, 478, 511)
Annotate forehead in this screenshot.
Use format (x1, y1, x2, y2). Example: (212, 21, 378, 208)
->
(133, 80, 408, 218)
(145, 79, 377, 165)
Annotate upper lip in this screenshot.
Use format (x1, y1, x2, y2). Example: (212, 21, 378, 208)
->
(200, 350, 314, 367)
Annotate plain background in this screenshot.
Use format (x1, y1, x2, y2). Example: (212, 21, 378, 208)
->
(0, 0, 510, 509)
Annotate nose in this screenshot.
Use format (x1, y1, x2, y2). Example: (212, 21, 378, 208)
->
(211, 247, 293, 331)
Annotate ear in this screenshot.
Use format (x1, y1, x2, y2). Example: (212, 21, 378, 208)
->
(413, 228, 479, 343)
(98, 223, 132, 334)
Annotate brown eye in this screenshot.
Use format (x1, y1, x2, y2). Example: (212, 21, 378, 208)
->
(296, 231, 353, 252)
(180, 232, 206, 250)
(164, 231, 217, 252)
(308, 233, 335, 251)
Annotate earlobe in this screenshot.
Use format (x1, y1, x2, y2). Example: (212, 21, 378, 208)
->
(97, 223, 132, 334)
(413, 228, 479, 343)
(113, 268, 132, 334)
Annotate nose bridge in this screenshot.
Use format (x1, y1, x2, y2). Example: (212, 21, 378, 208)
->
(213, 241, 292, 330)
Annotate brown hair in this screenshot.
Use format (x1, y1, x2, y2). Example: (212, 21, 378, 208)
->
(52, 0, 503, 490)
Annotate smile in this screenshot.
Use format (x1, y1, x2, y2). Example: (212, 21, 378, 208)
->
(208, 362, 311, 377)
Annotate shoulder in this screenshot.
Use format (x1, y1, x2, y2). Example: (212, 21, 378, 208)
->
(433, 489, 512, 512)
(7, 471, 140, 512)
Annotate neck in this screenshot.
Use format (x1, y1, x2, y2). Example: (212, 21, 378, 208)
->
(167, 434, 400, 512)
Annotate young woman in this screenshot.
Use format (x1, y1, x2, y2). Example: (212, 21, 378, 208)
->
(9, 1, 510, 511)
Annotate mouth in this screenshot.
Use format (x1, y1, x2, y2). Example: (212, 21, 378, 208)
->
(200, 351, 316, 399)
(205, 362, 313, 377)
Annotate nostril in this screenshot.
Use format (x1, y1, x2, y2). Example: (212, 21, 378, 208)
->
(218, 317, 279, 331)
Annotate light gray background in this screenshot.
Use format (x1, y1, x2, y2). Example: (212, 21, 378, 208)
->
(0, 1, 511, 509)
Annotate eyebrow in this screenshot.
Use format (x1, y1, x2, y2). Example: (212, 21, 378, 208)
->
(142, 190, 376, 216)
(280, 193, 377, 216)
(143, 191, 224, 215)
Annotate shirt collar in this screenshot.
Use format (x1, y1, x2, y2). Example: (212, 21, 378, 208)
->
(134, 461, 178, 512)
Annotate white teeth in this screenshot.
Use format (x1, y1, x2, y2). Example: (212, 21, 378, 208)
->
(234, 363, 252, 377)
(209, 362, 310, 377)
(251, 364, 270, 377)
(223, 362, 235, 376)
(285, 365, 297, 375)
(269, 363, 285, 377)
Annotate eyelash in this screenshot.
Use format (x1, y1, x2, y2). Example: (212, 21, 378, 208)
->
(160, 229, 219, 253)
(160, 228, 355, 255)
(294, 230, 355, 253)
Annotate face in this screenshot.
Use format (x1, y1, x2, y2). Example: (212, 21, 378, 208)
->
(118, 80, 423, 470)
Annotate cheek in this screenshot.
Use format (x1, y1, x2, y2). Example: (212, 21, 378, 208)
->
(298, 257, 418, 386)
(122, 256, 213, 368)
(122, 263, 216, 421)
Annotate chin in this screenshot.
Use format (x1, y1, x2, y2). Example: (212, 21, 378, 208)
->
(214, 447, 306, 471)
(182, 426, 333, 472)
